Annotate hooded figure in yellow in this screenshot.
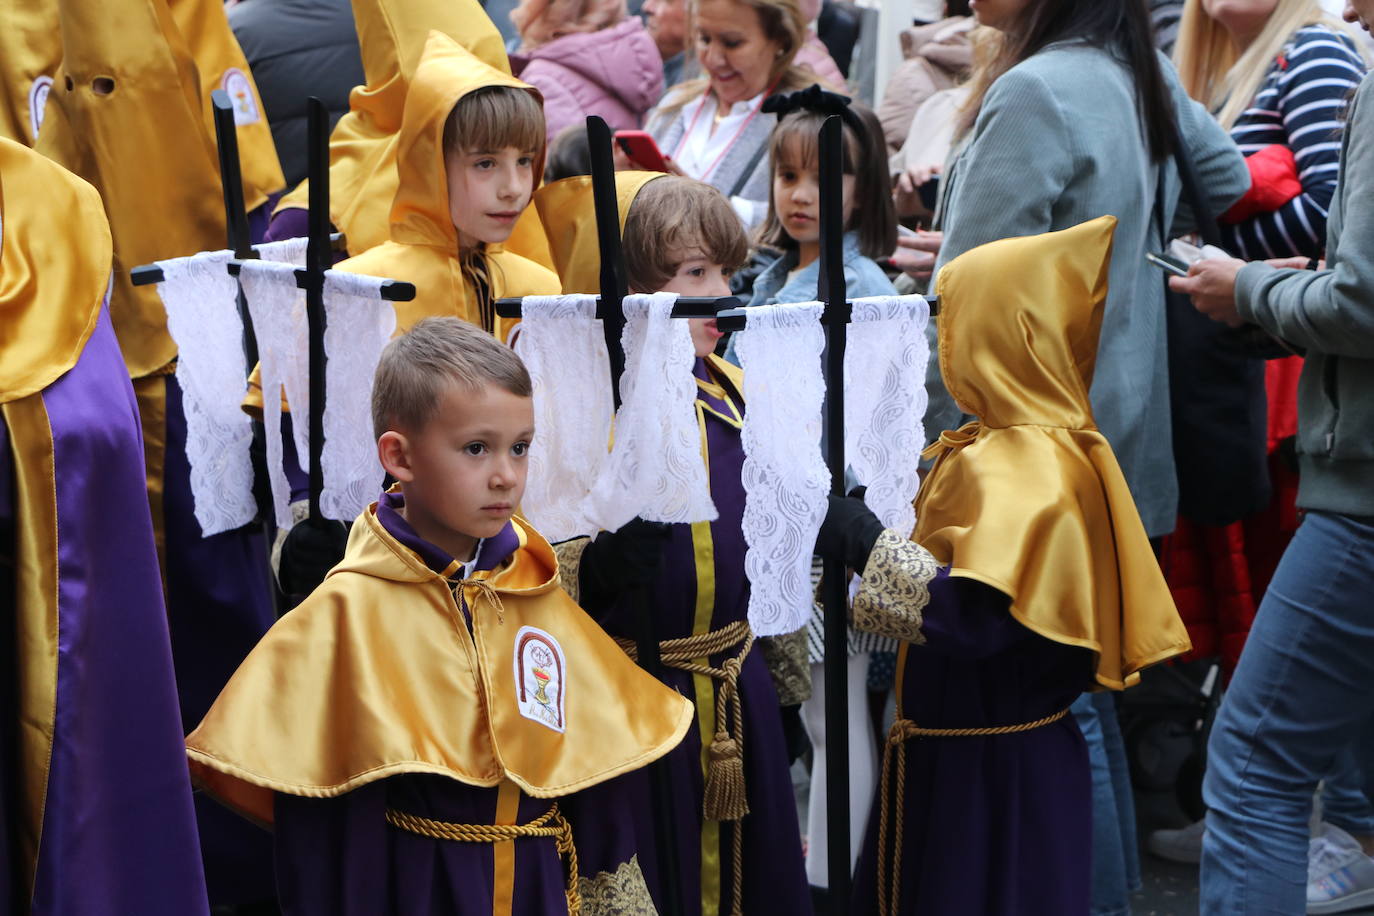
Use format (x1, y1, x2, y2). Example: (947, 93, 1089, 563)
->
(813, 216, 1190, 915)
(335, 30, 559, 340)
(34, 0, 285, 903)
(0, 0, 59, 145)
(267, 0, 550, 270)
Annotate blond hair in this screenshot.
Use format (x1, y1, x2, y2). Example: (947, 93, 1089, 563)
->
(1173, 0, 1362, 129)
(623, 176, 750, 293)
(511, 0, 627, 50)
(372, 317, 532, 438)
(653, 0, 825, 123)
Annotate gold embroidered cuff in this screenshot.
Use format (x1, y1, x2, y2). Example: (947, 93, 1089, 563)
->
(577, 854, 657, 915)
(551, 537, 591, 604)
(759, 629, 812, 706)
(851, 530, 939, 644)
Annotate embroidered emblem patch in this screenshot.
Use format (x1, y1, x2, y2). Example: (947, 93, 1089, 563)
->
(513, 626, 566, 733)
(28, 76, 53, 141)
(220, 69, 261, 126)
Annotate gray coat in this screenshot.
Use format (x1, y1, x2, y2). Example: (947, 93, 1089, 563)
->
(929, 44, 1249, 537)
(1237, 72, 1374, 516)
(647, 97, 776, 220)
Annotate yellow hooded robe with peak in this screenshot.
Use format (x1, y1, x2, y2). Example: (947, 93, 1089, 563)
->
(35, 0, 232, 379)
(165, 0, 284, 212)
(186, 510, 693, 823)
(274, 0, 550, 268)
(335, 30, 559, 341)
(0, 0, 60, 145)
(533, 170, 664, 294)
(901, 215, 1190, 689)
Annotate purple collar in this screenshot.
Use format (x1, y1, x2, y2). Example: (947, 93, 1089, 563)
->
(376, 490, 520, 577)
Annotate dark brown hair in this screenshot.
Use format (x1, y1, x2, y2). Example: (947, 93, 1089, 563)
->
(372, 316, 532, 438)
(623, 176, 750, 293)
(754, 102, 897, 260)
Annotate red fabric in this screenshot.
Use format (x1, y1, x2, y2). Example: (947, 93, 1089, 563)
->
(1266, 356, 1303, 447)
(1221, 144, 1304, 224)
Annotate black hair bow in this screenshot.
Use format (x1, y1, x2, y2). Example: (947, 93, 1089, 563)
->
(762, 83, 864, 132)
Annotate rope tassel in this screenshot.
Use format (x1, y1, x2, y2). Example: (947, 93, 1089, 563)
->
(703, 731, 749, 821)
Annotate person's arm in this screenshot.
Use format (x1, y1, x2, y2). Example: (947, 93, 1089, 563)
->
(1165, 54, 1251, 237)
(1235, 78, 1374, 356)
(1222, 32, 1365, 259)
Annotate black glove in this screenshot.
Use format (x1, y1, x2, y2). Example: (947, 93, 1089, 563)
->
(814, 495, 885, 572)
(278, 516, 350, 604)
(579, 517, 674, 607)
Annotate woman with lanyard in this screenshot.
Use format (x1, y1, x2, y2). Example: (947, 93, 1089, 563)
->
(646, 0, 835, 227)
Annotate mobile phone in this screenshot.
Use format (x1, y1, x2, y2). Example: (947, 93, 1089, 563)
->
(1146, 251, 1191, 277)
(917, 175, 940, 211)
(614, 130, 669, 172)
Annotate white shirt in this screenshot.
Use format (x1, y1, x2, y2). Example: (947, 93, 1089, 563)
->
(672, 90, 769, 226)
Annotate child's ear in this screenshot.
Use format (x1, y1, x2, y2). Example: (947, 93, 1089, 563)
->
(377, 430, 415, 482)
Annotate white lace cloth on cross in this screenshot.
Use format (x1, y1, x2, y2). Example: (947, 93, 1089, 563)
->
(579, 292, 717, 532)
(844, 295, 931, 536)
(155, 237, 308, 536)
(512, 294, 614, 542)
(734, 301, 830, 636)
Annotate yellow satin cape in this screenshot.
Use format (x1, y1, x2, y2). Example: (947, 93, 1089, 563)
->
(165, 0, 284, 211)
(186, 509, 694, 825)
(333, 31, 559, 340)
(0, 138, 111, 401)
(273, 0, 553, 267)
(35, 0, 229, 378)
(533, 170, 664, 294)
(915, 216, 1190, 689)
(0, 0, 60, 145)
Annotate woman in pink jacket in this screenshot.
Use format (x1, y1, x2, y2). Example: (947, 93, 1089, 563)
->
(510, 0, 665, 143)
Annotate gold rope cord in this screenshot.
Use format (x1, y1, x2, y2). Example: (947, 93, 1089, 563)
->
(875, 708, 1072, 916)
(615, 619, 754, 916)
(386, 804, 581, 915)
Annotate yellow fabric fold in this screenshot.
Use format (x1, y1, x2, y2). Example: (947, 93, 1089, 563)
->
(0, 138, 109, 402)
(333, 30, 558, 339)
(186, 510, 694, 824)
(35, 0, 229, 379)
(915, 215, 1189, 688)
(0, 0, 60, 145)
(533, 171, 665, 294)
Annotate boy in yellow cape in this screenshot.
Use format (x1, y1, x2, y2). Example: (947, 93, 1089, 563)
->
(187, 317, 692, 915)
(814, 216, 1192, 915)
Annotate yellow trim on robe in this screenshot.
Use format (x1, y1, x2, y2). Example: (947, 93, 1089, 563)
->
(164, 0, 283, 211)
(2, 394, 60, 904)
(915, 216, 1190, 689)
(185, 509, 694, 825)
(492, 780, 521, 916)
(131, 375, 170, 583)
(35, 0, 232, 379)
(689, 406, 721, 916)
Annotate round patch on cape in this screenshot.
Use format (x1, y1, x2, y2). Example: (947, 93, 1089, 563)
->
(28, 76, 53, 141)
(221, 68, 261, 126)
(513, 626, 567, 733)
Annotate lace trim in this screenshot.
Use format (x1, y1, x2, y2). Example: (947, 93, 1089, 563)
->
(156, 250, 256, 536)
(576, 854, 658, 915)
(320, 269, 395, 523)
(735, 301, 830, 636)
(846, 295, 931, 537)
(586, 293, 716, 531)
(513, 295, 613, 541)
(851, 530, 937, 644)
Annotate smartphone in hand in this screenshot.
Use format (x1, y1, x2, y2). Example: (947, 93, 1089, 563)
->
(1146, 251, 1191, 277)
(614, 131, 669, 172)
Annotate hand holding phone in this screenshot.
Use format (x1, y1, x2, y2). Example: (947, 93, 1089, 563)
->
(1146, 251, 1191, 277)
(614, 130, 669, 172)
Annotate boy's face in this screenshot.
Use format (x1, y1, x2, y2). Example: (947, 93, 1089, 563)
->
(378, 382, 534, 561)
(445, 146, 537, 249)
(657, 249, 734, 358)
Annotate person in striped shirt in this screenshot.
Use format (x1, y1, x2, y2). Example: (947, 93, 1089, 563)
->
(1175, 0, 1368, 260)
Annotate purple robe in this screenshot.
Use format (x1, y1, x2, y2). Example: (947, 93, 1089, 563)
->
(852, 572, 1093, 915)
(0, 307, 208, 913)
(592, 359, 811, 916)
(270, 498, 645, 914)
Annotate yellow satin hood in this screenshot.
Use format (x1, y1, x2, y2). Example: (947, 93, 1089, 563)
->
(915, 216, 1189, 688)
(35, 0, 226, 378)
(0, 139, 111, 401)
(186, 510, 693, 825)
(0, 0, 60, 145)
(274, 0, 510, 257)
(534, 171, 664, 294)
(165, 0, 284, 211)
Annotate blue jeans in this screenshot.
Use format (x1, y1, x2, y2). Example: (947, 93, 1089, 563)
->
(1074, 690, 1141, 916)
(1322, 738, 1374, 836)
(1201, 511, 1374, 915)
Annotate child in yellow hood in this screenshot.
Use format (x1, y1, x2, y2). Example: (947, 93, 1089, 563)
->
(187, 317, 692, 915)
(336, 30, 559, 340)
